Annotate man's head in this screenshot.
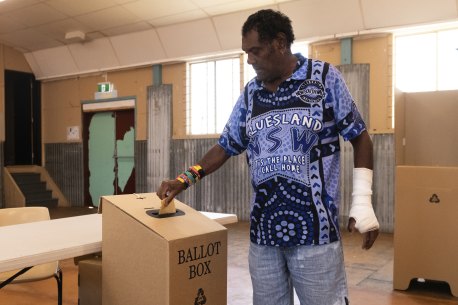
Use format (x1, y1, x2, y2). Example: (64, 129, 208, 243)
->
(241, 9, 296, 85)
(242, 9, 295, 48)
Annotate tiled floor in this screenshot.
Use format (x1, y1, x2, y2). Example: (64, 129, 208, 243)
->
(1, 208, 458, 305)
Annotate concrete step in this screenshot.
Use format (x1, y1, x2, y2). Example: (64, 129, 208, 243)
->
(11, 172, 59, 208)
(11, 173, 42, 185)
(26, 198, 59, 209)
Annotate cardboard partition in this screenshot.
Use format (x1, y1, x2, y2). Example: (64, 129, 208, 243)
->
(395, 89, 458, 167)
(393, 166, 458, 296)
(101, 193, 227, 305)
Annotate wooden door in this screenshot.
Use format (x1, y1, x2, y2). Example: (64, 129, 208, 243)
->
(84, 109, 135, 206)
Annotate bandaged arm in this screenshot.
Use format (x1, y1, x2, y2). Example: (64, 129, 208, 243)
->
(349, 168, 380, 233)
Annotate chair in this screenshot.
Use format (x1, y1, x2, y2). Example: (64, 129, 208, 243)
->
(0, 207, 63, 305)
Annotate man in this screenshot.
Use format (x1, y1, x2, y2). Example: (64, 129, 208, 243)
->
(157, 9, 379, 305)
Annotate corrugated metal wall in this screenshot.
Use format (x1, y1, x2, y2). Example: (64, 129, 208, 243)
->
(170, 139, 251, 217)
(45, 143, 84, 206)
(339, 135, 395, 233)
(135, 140, 148, 193)
(166, 135, 395, 229)
(337, 64, 370, 125)
(372, 134, 395, 232)
(147, 84, 172, 192)
(44, 140, 148, 207)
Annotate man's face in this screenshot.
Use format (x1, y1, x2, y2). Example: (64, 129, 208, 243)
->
(242, 30, 284, 84)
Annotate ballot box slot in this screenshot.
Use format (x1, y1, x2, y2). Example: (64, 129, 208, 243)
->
(145, 209, 185, 218)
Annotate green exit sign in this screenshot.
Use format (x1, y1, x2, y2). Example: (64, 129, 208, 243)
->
(97, 82, 112, 92)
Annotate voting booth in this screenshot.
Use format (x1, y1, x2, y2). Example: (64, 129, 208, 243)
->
(393, 90, 458, 296)
(101, 193, 228, 305)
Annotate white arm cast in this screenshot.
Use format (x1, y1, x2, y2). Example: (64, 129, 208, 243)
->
(349, 168, 379, 233)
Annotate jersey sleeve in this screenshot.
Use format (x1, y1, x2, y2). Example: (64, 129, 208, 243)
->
(218, 90, 249, 156)
(328, 65, 367, 141)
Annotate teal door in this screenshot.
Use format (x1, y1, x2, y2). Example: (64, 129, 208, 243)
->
(84, 109, 135, 206)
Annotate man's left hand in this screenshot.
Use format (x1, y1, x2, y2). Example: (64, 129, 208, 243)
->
(347, 217, 379, 250)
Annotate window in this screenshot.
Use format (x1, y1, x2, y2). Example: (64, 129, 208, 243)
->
(187, 57, 241, 135)
(395, 28, 458, 92)
(437, 29, 458, 90)
(187, 42, 309, 136)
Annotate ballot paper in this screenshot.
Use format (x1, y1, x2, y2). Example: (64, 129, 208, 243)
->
(159, 198, 177, 215)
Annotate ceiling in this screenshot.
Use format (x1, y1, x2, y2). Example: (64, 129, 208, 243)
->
(0, 0, 295, 52)
(1, 0, 457, 80)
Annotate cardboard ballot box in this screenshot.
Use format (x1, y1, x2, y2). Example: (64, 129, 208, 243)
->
(78, 256, 102, 305)
(101, 193, 227, 305)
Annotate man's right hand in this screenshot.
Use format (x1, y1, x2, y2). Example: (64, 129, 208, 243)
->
(156, 179, 186, 205)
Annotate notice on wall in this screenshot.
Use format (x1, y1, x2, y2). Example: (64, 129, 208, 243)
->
(67, 126, 80, 141)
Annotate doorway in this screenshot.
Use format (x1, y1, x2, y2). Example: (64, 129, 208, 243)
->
(83, 108, 135, 207)
(4, 70, 41, 165)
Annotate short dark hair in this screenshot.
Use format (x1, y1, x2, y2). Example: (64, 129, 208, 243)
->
(242, 9, 295, 47)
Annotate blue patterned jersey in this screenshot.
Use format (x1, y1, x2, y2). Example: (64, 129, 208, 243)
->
(218, 54, 367, 246)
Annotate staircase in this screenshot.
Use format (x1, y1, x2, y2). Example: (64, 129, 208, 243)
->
(11, 172, 59, 208)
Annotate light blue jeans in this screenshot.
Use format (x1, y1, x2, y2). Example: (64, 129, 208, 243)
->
(249, 241, 348, 305)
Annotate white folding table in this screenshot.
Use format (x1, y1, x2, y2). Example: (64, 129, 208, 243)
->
(0, 211, 237, 285)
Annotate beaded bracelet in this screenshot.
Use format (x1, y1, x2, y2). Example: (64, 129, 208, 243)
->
(175, 164, 206, 189)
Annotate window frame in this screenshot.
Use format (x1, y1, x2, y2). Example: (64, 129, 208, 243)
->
(185, 54, 244, 138)
(394, 26, 458, 93)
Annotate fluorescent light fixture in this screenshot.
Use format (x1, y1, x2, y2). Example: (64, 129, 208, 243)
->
(64, 30, 86, 42)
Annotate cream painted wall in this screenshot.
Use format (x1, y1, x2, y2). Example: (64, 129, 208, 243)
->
(33, 33, 395, 149)
(310, 34, 394, 134)
(0, 44, 33, 142)
(310, 42, 341, 66)
(41, 67, 152, 144)
(3, 46, 33, 73)
(353, 35, 393, 134)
